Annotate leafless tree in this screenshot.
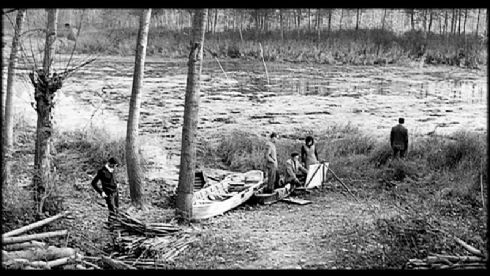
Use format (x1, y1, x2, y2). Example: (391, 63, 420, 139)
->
(176, 9, 207, 223)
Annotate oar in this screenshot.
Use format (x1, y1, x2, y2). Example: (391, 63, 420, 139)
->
(328, 168, 359, 202)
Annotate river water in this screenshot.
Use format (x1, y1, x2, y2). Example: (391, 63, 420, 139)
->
(6, 55, 487, 184)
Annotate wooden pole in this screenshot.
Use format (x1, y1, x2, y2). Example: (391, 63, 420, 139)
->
(2, 211, 70, 238)
(480, 158, 485, 207)
(258, 42, 270, 86)
(213, 56, 228, 79)
(3, 230, 68, 244)
(328, 168, 359, 202)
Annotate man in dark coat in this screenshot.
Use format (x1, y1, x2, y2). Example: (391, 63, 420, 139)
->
(390, 118, 408, 158)
(91, 157, 120, 215)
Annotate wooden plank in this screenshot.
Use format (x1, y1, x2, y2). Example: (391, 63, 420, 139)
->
(281, 197, 312, 205)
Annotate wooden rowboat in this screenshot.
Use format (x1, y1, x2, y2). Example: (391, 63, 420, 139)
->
(192, 170, 264, 220)
(252, 183, 292, 205)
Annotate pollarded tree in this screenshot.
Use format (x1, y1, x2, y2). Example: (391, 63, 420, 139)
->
(27, 9, 95, 215)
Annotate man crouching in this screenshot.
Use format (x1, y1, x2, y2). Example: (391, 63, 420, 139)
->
(286, 152, 308, 188)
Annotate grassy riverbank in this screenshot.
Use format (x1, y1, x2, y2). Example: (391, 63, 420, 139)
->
(64, 28, 486, 68)
(2, 114, 487, 268)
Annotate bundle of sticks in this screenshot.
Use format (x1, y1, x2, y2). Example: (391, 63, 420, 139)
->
(102, 210, 198, 269)
(106, 210, 181, 237)
(2, 211, 95, 270)
(114, 234, 198, 261)
(406, 254, 487, 270)
(406, 236, 487, 270)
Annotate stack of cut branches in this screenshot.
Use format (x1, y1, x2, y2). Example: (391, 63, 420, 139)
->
(102, 210, 198, 269)
(406, 254, 487, 270)
(109, 233, 198, 269)
(2, 211, 96, 270)
(406, 237, 487, 270)
(106, 210, 180, 237)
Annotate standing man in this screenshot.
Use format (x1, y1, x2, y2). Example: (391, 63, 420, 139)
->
(265, 132, 278, 193)
(91, 157, 120, 216)
(390, 118, 408, 159)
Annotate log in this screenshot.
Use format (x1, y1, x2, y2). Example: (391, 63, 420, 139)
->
(2, 258, 31, 269)
(431, 254, 483, 263)
(80, 260, 103, 270)
(2, 230, 68, 244)
(453, 237, 485, 257)
(3, 246, 75, 262)
(101, 256, 137, 270)
(3, 241, 46, 251)
(2, 211, 70, 238)
(30, 255, 74, 269)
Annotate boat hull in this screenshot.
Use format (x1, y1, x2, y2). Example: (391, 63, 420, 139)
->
(192, 170, 263, 220)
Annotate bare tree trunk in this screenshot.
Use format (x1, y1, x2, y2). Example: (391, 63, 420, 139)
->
(381, 9, 387, 30)
(463, 9, 468, 35)
(339, 9, 344, 31)
(316, 9, 321, 41)
(476, 8, 480, 37)
(254, 9, 260, 40)
(280, 9, 284, 41)
(308, 8, 311, 32)
(411, 9, 415, 31)
(238, 12, 243, 43)
(126, 9, 151, 209)
(439, 11, 442, 35)
(451, 9, 455, 34)
(444, 9, 448, 36)
(327, 9, 332, 33)
(428, 9, 433, 33)
(355, 8, 360, 30)
(33, 9, 59, 214)
(206, 10, 211, 33)
(296, 9, 301, 39)
(2, 9, 26, 188)
(458, 9, 462, 35)
(176, 9, 207, 223)
(213, 9, 218, 34)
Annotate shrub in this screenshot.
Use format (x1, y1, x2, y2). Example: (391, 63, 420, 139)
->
(368, 143, 392, 167)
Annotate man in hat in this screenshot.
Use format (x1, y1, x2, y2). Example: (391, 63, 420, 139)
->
(286, 152, 308, 188)
(91, 157, 120, 215)
(390, 118, 408, 158)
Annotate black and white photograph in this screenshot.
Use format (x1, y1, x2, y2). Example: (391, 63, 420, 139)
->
(1, 8, 487, 270)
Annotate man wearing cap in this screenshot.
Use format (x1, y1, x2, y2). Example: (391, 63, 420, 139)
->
(91, 157, 120, 214)
(390, 118, 409, 159)
(286, 152, 308, 188)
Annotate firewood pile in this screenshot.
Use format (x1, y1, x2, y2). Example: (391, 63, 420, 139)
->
(1, 211, 94, 270)
(106, 210, 180, 237)
(108, 233, 198, 268)
(406, 254, 487, 269)
(405, 236, 487, 270)
(100, 210, 198, 269)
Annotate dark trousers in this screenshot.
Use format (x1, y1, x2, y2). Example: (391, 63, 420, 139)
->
(105, 190, 119, 215)
(288, 174, 306, 188)
(266, 165, 278, 193)
(392, 146, 407, 159)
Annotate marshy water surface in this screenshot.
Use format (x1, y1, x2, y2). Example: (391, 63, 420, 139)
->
(8, 55, 488, 184)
